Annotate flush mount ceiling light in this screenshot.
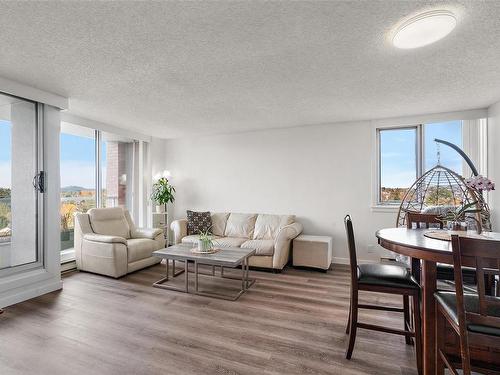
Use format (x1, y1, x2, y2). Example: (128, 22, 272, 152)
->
(393, 10, 457, 49)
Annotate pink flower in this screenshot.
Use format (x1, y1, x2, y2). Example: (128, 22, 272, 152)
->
(465, 175, 495, 192)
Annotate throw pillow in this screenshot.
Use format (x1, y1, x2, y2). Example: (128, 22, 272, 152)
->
(186, 210, 212, 235)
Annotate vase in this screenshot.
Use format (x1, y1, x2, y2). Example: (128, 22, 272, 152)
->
(448, 221, 467, 232)
(155, 205, 165, 213)
(198, 240, 212, 252)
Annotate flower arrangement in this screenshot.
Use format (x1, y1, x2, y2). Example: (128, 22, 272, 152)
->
(465, 175, 495, 192)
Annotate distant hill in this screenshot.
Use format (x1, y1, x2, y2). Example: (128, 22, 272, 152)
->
(61, 186, 87, 193)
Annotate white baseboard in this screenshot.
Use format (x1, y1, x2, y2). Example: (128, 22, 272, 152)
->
(0, 279, 62, 309)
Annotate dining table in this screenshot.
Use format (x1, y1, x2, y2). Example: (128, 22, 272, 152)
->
(376, 227, 500, 375)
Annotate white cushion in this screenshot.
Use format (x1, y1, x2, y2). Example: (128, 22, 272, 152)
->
(253, 214, 295, 240)
(127, 238, 157, 262)
(181, 234, 221, 245)
(224, 213, 257, 239)
(214, 237, 247, 248)
(241, 239, 274, 256)
(211, 212, 230, 236)
(88, 207, 130, 239)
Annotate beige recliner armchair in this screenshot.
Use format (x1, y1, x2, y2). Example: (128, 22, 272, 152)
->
(74, 207, 164, 278)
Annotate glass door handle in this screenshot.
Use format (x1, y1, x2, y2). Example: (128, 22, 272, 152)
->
(33, 171, 45, 193)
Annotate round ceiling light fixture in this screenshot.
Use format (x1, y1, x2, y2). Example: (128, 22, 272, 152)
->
(393, 10, 457, 49)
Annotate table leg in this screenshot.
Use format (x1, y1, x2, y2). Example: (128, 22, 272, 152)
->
(422, 260, 437, 375)
(185, 260, 189, 292)
(195, 261, 199, 292)
(241, 259, 246, 291)
(165, 259, 169, 280)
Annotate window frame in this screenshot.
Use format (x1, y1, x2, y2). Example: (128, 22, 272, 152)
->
(376, 125, 421, 205)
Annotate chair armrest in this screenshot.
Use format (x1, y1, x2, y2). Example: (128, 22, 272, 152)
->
(170, 219, 188, 244)
(83, 233, 127, 245)
(273, 222, 303, 269)
(132, 228, 163, 240)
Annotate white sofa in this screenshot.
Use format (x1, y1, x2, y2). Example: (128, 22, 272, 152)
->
(171, 212, 303, 271)
(74, 207, 164, 278)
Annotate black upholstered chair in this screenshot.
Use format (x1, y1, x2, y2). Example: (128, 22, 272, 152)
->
(435, 235, 500, 375)
(344, 215, 422, 375)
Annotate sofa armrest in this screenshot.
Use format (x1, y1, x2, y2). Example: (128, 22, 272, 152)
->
(273, 222, 303, 269)
(132, 227, 163, 240)
(170, 219, 188, 244)
(83, 233, 127, 245)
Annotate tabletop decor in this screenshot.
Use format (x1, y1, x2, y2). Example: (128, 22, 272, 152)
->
(194, 228, 220, 253)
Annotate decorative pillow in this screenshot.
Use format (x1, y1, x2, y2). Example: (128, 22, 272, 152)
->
(186, 210, 212, 235)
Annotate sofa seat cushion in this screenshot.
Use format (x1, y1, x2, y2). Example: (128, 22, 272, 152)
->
(241, 239, 274, 256)
(127, 238, 157, 263)
(224, 213, 257, 239)
(181, 234, 221, 245)
(88, 207, 130, 239)
(214, 237, 247, 248)
(253, 214, 295, 240)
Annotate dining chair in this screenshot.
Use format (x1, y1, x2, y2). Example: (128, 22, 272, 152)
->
(405, 211, 477, 288)
(435, 235, 500, 375)
(344, 215, 422, 375)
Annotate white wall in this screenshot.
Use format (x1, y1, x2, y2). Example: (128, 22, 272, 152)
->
(488, 101, 500, 229)
(163, 109, 493, 264)
(165, 121, 396, 263)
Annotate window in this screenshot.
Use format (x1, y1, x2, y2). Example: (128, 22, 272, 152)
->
(377, 120, 467, 205)
(379, 127, 418, 204)
(60, 124, 96, 251)
(0, 93, 42, 273)
(60, 123, 146, 257)
(101, 132, 135, 209)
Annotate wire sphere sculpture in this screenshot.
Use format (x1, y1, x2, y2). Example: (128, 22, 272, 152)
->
(396, 165, 491, 230)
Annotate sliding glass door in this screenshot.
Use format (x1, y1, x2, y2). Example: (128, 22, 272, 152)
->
(0, 93, 41, 272)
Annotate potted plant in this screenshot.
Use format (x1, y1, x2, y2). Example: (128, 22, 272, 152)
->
(440, 202, 482, 232)
(151, 177, 175, 213)
(197, 228, 218, 253)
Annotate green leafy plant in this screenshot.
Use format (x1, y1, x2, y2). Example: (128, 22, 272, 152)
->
(440, 201, 482, 228)
(197, 228, 218, 252)
(151, 177, 176, 206)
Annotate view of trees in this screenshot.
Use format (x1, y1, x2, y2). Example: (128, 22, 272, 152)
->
(0, 188, 11, 237)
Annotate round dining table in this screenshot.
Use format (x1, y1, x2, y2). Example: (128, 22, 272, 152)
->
(376, 228, 500, 375)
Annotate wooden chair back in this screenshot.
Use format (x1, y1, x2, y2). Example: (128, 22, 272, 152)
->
(406, 211, 444, 229)
(344, 215, 358, 288)
(451, 235, 500, 333)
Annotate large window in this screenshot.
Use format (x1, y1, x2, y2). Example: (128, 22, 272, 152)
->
(378, 120, 465, 205)
(60, 124, 142, 255)
(60, 124, 96, 251)
(0, 93, 42, 273)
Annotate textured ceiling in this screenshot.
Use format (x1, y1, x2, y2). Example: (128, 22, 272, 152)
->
(0, 1, 499, 138)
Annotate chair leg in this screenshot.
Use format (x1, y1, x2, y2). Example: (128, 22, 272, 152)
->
(403, 295, 413, 345)
(345, 289, 358, 360)
(435, 304, 446, 375)
(413, 293, 423, 375)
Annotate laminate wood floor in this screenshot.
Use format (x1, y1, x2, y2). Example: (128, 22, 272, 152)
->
(0, 264, 419, 375)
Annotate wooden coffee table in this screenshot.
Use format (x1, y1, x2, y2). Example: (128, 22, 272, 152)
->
(152, 244, 256, 301)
